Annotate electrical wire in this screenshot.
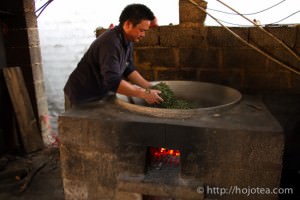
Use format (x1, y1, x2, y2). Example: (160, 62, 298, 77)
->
(207, 0, 286, 15)
(35, 0, 54, 18)
(267, 10, 300, 25)
(208, 9, 300, 27)
(206, 0, 299, 26)
(210, 18, 250, 27)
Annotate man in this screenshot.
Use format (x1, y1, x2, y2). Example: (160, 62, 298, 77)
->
(64, 4, 163, 108)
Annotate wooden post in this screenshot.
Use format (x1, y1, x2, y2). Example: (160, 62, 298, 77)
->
(3, 67, 44, 153)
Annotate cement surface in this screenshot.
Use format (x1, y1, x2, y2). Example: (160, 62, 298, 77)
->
(62, 95, 283, 133)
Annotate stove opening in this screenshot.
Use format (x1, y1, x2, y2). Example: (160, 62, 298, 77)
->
(143, 147, 181, 200)
(146, 147, 181, 170)
(143, 195, 174, 200)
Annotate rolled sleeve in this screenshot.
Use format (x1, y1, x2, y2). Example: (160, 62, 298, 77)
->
(103, 71, 122, 92)
(101, 57, 122, 92)
(99, 42, 123, 92)
(123, 63, 135, 77)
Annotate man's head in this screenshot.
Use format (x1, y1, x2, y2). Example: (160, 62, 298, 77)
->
(119, 4, 155, 42)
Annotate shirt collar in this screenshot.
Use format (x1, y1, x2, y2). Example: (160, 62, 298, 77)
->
(115, 25, 131, 48)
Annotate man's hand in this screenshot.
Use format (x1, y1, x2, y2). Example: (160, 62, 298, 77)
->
(142, 88, 164, 104)
(117, 80, 163, 104)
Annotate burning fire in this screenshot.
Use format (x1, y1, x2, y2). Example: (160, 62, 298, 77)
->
(149, 147, 180, 168)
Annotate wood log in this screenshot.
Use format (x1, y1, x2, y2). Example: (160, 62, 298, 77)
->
(3, 67, 43, 153)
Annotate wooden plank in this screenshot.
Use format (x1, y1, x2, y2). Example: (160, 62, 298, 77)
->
(3, 67, 43, 153)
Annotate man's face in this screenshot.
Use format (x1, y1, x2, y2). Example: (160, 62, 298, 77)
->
(123, 20, 151, 42)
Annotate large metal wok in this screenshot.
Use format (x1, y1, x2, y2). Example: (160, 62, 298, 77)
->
(116, 81, 242, 118)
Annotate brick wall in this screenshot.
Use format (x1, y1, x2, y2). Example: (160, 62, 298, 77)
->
(134, 24, 300, 94)
(133, 0, 300, 95)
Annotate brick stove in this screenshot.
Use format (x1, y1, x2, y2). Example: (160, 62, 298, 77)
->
(58, 81, 284, 200)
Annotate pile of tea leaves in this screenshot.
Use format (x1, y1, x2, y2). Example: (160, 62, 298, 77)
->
(150, 82, 195, 109)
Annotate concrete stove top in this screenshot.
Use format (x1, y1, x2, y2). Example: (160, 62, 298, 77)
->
(58, 94, 284, 200)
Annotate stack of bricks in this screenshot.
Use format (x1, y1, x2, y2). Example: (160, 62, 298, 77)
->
(133, 0, 300, 94)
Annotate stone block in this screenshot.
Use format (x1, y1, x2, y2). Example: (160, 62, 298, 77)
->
(117, 173, 204, 199)
(242, 72, 292, 91)
(207, 27, 249, 47)
(291, 73, 300, 92)
(296, 25, 300, 48)
(223, 48, 267, 71)
(23, 0, 36, 12)
(176, 68, 198, 80)
(135, 68, 155, 81)
(62, 178, 88, 200)
(171, 125, 283, 186)
(265, 47, 300, 70)
(154, 68, 179, 80)
(36, 96, 49, 114)
(28, 45, 42, 64)
(201, 169, 280, 200)
(116, 144, 146, 175)
(58, 116, 120, 152)
(31, 63, 44, 81)
(27, 28, 40, 46)
(179, 0, 207, 25)
(134, 47, 179, 68)
(179, 47, 220, 68)
(197, 69, 243, 89)
(60, 144, 117, 199)
(60, 144, 85, 180)
(24, 10, 38, 28)
(33, 80, 46, 99)
(160, 25, 206, 47)
(296, 47, 300, 56)
(120, 122, 165, 147)
(154, 68, 198, 81)
(249, 26, 297, 48)
(95, 27, 106, 37)
(114, 191, 142, 200)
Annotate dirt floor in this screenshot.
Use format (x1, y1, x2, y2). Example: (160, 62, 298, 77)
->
(0, 147, 64, 200)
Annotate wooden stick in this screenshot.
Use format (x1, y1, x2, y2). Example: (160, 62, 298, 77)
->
(3, 67, 44, 153)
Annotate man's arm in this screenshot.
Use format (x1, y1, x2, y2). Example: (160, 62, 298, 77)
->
(127, 70, 152, 89)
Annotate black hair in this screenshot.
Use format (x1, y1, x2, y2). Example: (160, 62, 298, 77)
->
(119, 4, 155, 27)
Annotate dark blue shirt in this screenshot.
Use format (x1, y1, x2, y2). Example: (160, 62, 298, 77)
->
(64, 26, 135, 105)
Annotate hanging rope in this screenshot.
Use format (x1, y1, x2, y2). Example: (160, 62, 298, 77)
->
(188, 0, 300, 76)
